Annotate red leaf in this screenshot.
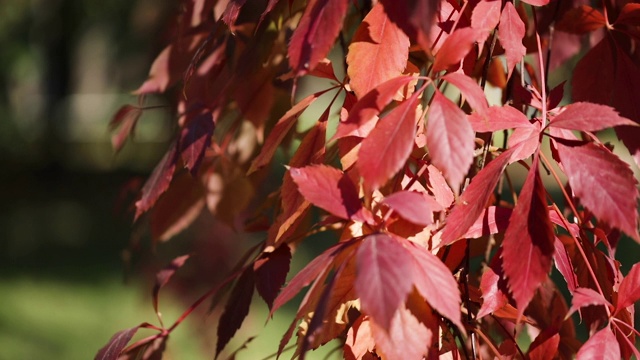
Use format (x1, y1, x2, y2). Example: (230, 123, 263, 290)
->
(370, 304, 431, 360)
(519, 0, 549, 6)
(443, 72, 489, 114)
(379, 0, 440, 50)
(382, 191, 436, 226)
(153, 255, 190, 315)
(507, 121, 541, 163)
(248, 89, 328, 174)
(477, 257, 509, 319)
(358, 90, 421, 191)
(216, 267, 255, 357)
(617, 263, 640, 311)
(553, 237, 578, 293)
(612, 44, 640, 167)
(528, 332, 560, 360)
(498, 3, 526, 79)
(471, 0, 501, 50)
(253, 245, 292, 309)
(347, 3, 410, 100)
(567, 287, 612, 318)
(572, 38, 615, 109)
(425, 164, 454, 208)
(289, 164, 362, 219)
(462, 206, 512, 239)
(433, 27, 479, 72)
(333, 76, 416, 140)
(576, 327, 620, 360)
(110, 105, 142, 153)
(557, 142, 639, 241)
(502, 155, 555, 319)
(440, 146, 515, 245)
(258, 0, 280, 27)
(406, 242, 463, 330)
(555, 5, 606, 34)
(356, 234, 414, 329)
(426, 90, 475, 192)
(288, 0, 349, 77)
(548, 102, 637, 132)
(179, 112, 214, 175)
(468, 105, 533, 133)
(135, 142, 178, 220)
(615, 3, 640, 26)
(308, 58, 340, 82)
(221, 0, 247, 28)
(95, 327, 139, 360)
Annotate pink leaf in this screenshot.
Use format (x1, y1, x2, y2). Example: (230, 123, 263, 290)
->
(528, 332, 560, 360)
(135, 142, 178, 220)
(288, 0, 349, 77)
(440, 146, 515, 245)
(554, 237, 578, 293)
(617, 263, 640, 311)
(347, 3, 410, 99)
(468, 105, 533, 133)
(567, 287, 612, 318)
(254, 245, 292, 309)
(507, 121, 541, 163)
(443, 72, 489, 114)
(356, 234, 414, 329)
(289, 164, 362, 220)
(502, 155, 555, 319)
(333, 76, 416, 140)
(379, 0, 440, 50)
(179, 111, 214, 175)
(576, 327, 621, 360)
(248, 89, 328, 174)
(519, 0, 550, 6)
(557, 142, 640, 241)
(358, 90, 421, 191)
(471, 0, 501, 50)
(462, 206, 512, 239)
(426, 90, 475, 192)
(406, 241, 463, 331)
(549, 102, 637, 132)
(498, 3, 526, 79)
(382, 191, 436, 226)
(433, 27, 479, 72)
(370, 304, 431, 360)
(477, 256, 509, 319)
(95, 327, 139, 360)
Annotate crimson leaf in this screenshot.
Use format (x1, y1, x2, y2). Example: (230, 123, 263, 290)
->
(253, 245, 292, 310)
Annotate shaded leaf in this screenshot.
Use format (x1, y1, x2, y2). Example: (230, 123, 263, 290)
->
(549, 102, 637, 132)
(135, 142, 178, 220)
(356, 234, 414, 329)
(433, 27, 479, 72)
(426, 90, 475, 193)
(555, 5, 606, 34)
(443, 72, 489, 114)
(154, 255, 190, 316)
(502, 155, 555, 319)
(616, 263, 640, 311)
(344, 316, 375, 360)
(498, 3, 526, 79)
(289, 164, 362, 219)
(248, 89, 328, 174)
(216, 267, 255, 357)
(382, 190, 436, 226)
(576, 327, 620, 360)
(347, 3, 410, 99)
(288, 0, 349, 77)
(554, 236, 578, 293)
(253, 245, 292, 309)
(222, 0, 247, 28)
(370, 303, 431, 360)
(557, 142, 639, 241)
(110, 105, 142, 153)
(440, 146, 515, 245)
(567, 287, 612, 318)
(95, 327, 139, 360)
(308, 58, 339, 82)
(179, 112, 214, 175)
(358, 90, 421, 191)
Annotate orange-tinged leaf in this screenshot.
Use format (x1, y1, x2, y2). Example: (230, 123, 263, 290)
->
(347, 3, 410, 100)
(440, 146, 515, 245)
(502, 155, 554, 319)
(289, 164, 362, 220)
(248, 89, 328, 174)
(288, 0, 349, 77)
(370, 304, 431, 360)
(616, 263, 640, 311)
(462, 206, 512, 239)
(433, 27, 479, 72)
(356, 234, 414, 329)
(557, 142, 640, 241)
(555, 5, 606, 34)
(498, 3, 526, 79)
(548, 102, 637, 132)
(344, 316, 375, 360)
(576, 327, 620, 360)
(426, 90, 475, 192)
(358, 90, 421, 191)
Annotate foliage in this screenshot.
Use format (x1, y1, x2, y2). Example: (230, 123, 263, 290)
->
(98, 0, 640, 359)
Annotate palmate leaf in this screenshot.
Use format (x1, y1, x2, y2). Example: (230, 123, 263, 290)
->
(501, 154, 555, 319)
(557, 142, 640, 241)
(426, 90, 475, 193)
(358, 89, 422, 191)
(347, 2, 410, 100)
(498, 2, 526, 79)
(288, 0, 349, 77)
